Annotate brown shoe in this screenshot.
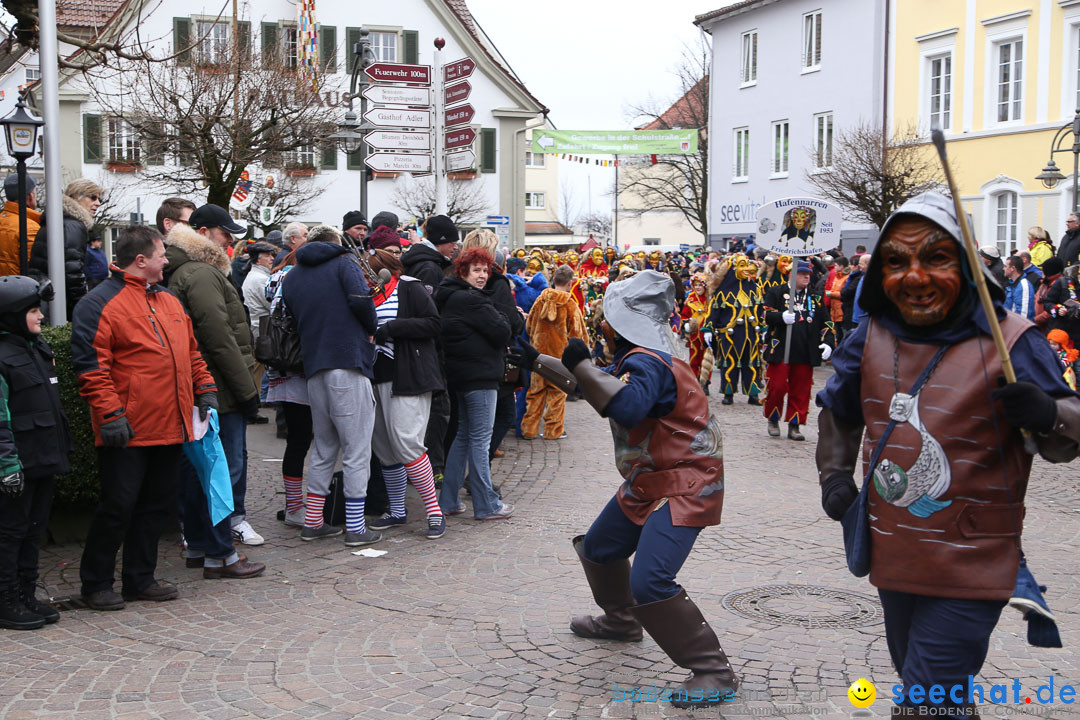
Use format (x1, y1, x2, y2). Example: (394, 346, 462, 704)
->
(186, 554, 246, 568)
(492, 448, 505, 458)
(203, 557, 266, 579)
(569, 535, 643, 642)
(122, 580, 178, 602)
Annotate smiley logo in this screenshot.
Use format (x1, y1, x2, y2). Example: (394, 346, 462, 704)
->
(847, 678, 876, 708)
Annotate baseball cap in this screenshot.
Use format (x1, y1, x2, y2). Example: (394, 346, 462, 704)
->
(189, 204, 247, 236)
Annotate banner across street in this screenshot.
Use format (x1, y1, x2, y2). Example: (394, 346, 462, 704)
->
(530, 129, 698, 155)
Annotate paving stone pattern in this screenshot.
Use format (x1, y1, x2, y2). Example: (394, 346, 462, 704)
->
(3, 368, 1079, 719)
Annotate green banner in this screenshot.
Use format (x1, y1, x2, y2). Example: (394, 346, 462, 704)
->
(531, 129, 698, 155)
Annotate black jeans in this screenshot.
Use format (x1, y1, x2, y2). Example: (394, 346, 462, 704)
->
(179, 453, 233, 560)
(281, 402, 313, 479)
(424, 389, 451, 475)
(80, 445, 181, 596)
(0, 474, 54, 591)
(489, 383, 517, 458)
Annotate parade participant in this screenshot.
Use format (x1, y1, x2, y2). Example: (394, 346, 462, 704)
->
(1047, 329, 1078, 390)
(757, 254, 789, 297)
(508, 270, 736, 709)
(604, 247, 617, 265)
(577, 248, 610, 308)
(646, 250, 663, 271)
(709, 257, 762, 405)
(816, 191, 1080, 718)
(761, 261, 831, 440)
(565, 250, 580, 270)
(506, 257, 547, 313)
(679, 273, 710, 389)
(0, 277, 71, 629)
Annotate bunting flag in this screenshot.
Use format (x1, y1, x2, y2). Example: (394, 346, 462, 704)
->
(553, 154, 619, 167)
(298, 0, 319, 91)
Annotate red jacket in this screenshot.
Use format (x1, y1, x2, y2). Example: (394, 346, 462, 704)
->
(71, 267, 216, 446)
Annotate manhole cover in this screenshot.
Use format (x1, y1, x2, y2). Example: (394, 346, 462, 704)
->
(721, 585, 882, 628)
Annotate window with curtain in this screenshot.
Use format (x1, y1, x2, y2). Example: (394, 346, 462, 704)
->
(772, 120, 789, 176)
(802, 11, 822, 70)
(733, 127, 749, 180)
(108, 119, 141, 164)
(814, 112, 833, 169)
(996, 39, 1023, 123)
(741, 30, 758, 85)
(370, 31, 397, 62)
(995, 191, 1018, 255)
(929, 54, 952, 130)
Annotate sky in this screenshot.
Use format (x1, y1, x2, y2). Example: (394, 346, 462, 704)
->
(466, 0, 718, 224)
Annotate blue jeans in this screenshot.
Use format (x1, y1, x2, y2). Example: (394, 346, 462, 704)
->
(179, 454, 234, 560)
(583, 495, 702, 604)
(218, 411, 248, 526)
(439, 389, 503, 518)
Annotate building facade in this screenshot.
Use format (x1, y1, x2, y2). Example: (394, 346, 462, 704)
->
(696, 0, 885, 254)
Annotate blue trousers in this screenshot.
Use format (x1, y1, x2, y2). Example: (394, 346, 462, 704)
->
(514, 369, 531, 436)
(879, 589, 1005, 717)
(439, 389, 504, 518)
(179, 454, 234, 560)
(219, 411, 248, 526)
(583, 495, 702, 604)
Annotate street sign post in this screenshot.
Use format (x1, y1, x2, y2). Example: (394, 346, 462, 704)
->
(486, 215, 510, 246)
(444, 127, 476, 149)
(445, 149, 476, 173)
(365, 152, 433, 173)
(445, 104, 475, 128)
(364, 107, 432, 129)
(366, 130, 432, 151)
(364, 62, 432, 85)
(362, 85, 432, 107)
(443, 56, 476, 83)
(531, 129, 698, 155)
(444, 80, 471, 105)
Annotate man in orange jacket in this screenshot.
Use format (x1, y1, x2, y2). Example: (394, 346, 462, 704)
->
(0, 174, 40, 277)
(71, 226, 222, 611)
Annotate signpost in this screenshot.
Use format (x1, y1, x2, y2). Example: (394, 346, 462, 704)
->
(365, 130, 432, 151)
(444, 127, 476, 150)
(445, 104, 475, 128)
(445, 149, 476, 173)
(364, 62, 432, 85)
(486, 215, 510, 247)
(364, 107, 432, 129)
(531, 129, 698, 155)
(365, 152, 433, 173)
(444, 80, 471, 105)
(362, 85, 432, 107)
(443, 57, 476, 82)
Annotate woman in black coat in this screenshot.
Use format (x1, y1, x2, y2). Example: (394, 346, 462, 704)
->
(433, 247, 514, 521)
(31, 180, 98, 320)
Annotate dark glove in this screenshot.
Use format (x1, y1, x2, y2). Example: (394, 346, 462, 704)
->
(100, 417, 134, 448)
(506, 339, 540, 369)
(0, 470, 23, 497)
(991, 377, 1057, 434)
(821, 472, 858, 521)
(238, 394, 260, 421)
(561, 338, 592, 372)
(196, 391, 218, 421)
(374, 324, 391, 345)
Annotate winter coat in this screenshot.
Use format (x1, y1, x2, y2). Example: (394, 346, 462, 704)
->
(985, 257, 1006, 289)
(0, 201, 40, 276)
(162, 225, 257, 413)
(1030, 240, 1055, 268)
(402, 241, 452, 295)
(526, 288, 588, 357)
(71, 266, 216, 446)
(84, 245, 109, 288)
(1034, 273, 1061, 329)
(1004, 276, 1036, 320)
(508, 271, 548, 313)
(840, 269, 863, 326)
(1059, 226, 1080, 268)
(31, 195, 90, 317)
(486, 270, 525, 338)
(377, 275, 444, 395)
(282, 241, 378, 378)
(1042, 275, 1080, 345)
(434, 276, 511, 391)
(826, 272, 850, 324)
(0, 333, 71, 478)
(231, 253, 252, 294)
(762, 284, 830, 366)
(241, 263, 271, 339)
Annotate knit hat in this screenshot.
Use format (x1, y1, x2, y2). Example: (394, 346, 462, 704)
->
(426, 215, 459, 246)
(370, 211, 399, 232)
(264, 229, 284, 247)
(1048, 329, 1079, 363)
(1043, 257, 1065, 277)
(342, 211, 368, 232)
(368, 225, 402, 250)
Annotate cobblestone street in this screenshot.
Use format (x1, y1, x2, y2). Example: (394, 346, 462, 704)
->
(3, 369, 1079, 720)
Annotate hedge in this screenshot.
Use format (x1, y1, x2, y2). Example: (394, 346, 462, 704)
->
(41, 324, 100, 508)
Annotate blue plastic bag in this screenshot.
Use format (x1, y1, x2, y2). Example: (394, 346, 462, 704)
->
(182, 409, 234, 526)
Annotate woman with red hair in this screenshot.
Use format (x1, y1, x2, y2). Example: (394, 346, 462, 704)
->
(434, 248, 515, 520)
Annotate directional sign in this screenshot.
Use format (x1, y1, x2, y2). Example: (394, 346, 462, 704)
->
(444, 80, 472, 105)
(366, 130, 432, 151)
(365, 152, 433, 173)
(444, 127, 476, 150)
(364, 107, 432, 129)
(362, 85, 431, 107)
(443, 56, 476, 83)
(531, 129, 698, 155)
(445, 149, 476, 173)
(444, 104, 475, 128)
(364, 62, 432, 86)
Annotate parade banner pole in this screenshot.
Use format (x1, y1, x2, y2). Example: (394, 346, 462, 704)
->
(783, 267, 797, 365)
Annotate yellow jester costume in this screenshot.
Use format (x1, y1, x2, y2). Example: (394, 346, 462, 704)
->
(709, 256, 762, 402)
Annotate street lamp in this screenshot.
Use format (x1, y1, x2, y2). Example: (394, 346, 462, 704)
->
(0, 95, 44, 275)
(1038, 108, 1080, 211)
(327, 27, 375, 218)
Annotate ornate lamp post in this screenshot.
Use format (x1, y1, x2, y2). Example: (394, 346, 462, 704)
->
(1037, 108, 1080, 212)
(327, 28, 375, 218)
(0, 95, 44, 275)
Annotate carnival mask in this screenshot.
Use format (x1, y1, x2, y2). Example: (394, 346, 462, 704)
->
(649, 251, 661, 263)
(734, 256, 757, 280)
(792, 207, 809, 230)
(778, 255, 793, 275)
(526, 258, 543, 274)
(605, 248, 616, 262)
(591, 248, 604, 264)
(567, 252, 579, 265)
(879, 217, 963, 326)
(636, 251, 646, 259)
(514, 249, 527, 258)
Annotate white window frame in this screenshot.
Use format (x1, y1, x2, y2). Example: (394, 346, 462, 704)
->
(285, 143, 317, 169)
(369, 30, 398, 63)
(524, 149, 545, 168)
(993, 191, 1019, 255)
(926, 53, 953, 132)
(980, 176, 1024, 257)
(994, 39, 1024, 124)
(525, 191, 546, 209)
(983, 16, 1028, 128)
(196, 20, 230, 66)
(771, 120, 789, 178)
(801, 10, 822, 73)
(281, 23, 299, 70)
(740, 30, 758, 87)
(1060, 12, 1080, 120)
(813, 112, 833, 171)
(732, 126, 749, 182)
(108, 118, 141, 164)
(23, 66, 40, 83)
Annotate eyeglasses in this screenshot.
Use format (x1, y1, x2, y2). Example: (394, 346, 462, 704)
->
(385, 248, 403, 256)
(87, 194, 101, 202)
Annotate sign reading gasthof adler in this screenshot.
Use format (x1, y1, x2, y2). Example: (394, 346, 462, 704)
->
(754, 197, 843, 257)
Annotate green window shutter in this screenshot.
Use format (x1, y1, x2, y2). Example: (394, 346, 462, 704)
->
(480, 127, 496, 173)
(403, 30, 418, 64)
(174, 17, 192, 65)
(319, 25, 337, 73)
(236, 20, 251, 62)
(144, 123, 166, 165)
(261, 22, 278, 63)
(320, 141, 337, 170)
(82, 114, 103, 163)
(346, 148, 364, 170)
(346, 27, 362, 73)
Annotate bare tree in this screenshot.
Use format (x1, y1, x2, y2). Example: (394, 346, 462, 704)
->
(86, 36, 340, 210)
(559, 182, 578, 228)
(390, 177, 491, 225)
(240, 173, 329, 235)
(579, 212, 613, 237)
(804, 122, 945, 228)
(621, 38, 709, 236)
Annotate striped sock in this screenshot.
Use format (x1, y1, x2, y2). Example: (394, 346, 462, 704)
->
(305, 493, 326, 529)
(405, 454, 441, 518)
(283, 475, 304, 514)
(383, 464, 407, 518)
(345, 497, 367, 534)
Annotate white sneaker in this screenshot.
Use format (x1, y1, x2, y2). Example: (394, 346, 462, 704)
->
(283, 510, 305, 528)
(231, 520, 265, 546)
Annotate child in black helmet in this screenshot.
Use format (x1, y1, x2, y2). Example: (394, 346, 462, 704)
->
(0, 276, 72, 630)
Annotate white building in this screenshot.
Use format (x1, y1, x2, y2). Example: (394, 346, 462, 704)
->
(19, 0, 545, 245)
(695, 0, 885, 254)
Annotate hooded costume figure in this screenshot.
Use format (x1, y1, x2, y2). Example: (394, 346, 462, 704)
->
(508, 270, 738, 710)
(816, 192, 1080, 718)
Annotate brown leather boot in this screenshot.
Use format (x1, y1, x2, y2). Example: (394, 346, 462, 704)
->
(568, 535, 643, 642)
(629, 588, 739, 708)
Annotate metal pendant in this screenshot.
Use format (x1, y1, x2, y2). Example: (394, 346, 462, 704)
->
(888, 392, 915, 423)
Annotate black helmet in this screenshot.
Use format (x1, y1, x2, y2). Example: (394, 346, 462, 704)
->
(0, 276, 53, 314)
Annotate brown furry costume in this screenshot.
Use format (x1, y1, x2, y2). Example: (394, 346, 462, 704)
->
(522, 288, 588, 439)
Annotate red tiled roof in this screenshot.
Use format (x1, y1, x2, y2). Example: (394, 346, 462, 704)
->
(694, 0, 775, 26)
(638, 77, 708, 131)
(525, 222, 573, 235)
(56, 0, 126, 29)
